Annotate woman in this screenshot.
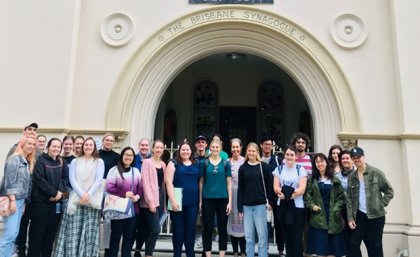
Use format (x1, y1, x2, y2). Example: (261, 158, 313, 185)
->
(139, 140, 167, 257)
(106, 147, 142, 257)
(199, 138, 232, 257)
(53, 137, 105, 257)
(227, 138, 246, 257)
(27, 138, 69, 257)
(304, 153, 347, 257)
(73, 135, 84, 156)
(0, 135, 36, 257)
(237, 142, 272, 257)
(165, 142, 200, 257)
(206, 133, 229, 160)
(273, 146, 308, 257)
(61, 135, 75, 167)
(36, 134, 47, 153)
(335, 150, 354, 253)
(327, 145, 342, 174)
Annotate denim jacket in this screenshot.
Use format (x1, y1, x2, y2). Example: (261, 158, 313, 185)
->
(1, 155, 32, 201)
(346, 163, 394, 221)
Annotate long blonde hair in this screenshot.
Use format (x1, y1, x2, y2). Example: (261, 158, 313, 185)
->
(244, 142, 262, 162)
(14, 135, 36, 173)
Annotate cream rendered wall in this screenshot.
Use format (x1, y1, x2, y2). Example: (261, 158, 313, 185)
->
(0, 0, 418, 254)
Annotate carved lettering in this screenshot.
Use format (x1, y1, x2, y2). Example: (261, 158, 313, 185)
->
(167, 22, 185, 35)
(243, 11, 297, 37)
(190, 10, 235, 25)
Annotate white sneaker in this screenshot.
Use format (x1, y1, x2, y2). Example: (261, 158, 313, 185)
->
(195, 236, 203, 249)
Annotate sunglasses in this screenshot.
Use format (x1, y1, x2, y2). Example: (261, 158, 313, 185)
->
(213, 166, 218, 175)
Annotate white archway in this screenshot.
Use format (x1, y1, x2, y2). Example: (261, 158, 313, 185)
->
(106, 6, 360, 151)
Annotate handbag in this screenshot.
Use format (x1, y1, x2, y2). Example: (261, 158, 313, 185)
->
(259, 163, 274, 226)
(103, 168, 136, 220)
(0, 196, 11, 216)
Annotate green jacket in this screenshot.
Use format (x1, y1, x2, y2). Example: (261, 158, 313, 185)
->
(304, 176, 345, 234)
(346, 163, 394, 221)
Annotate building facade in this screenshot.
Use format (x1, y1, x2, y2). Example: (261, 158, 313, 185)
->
(0, 1, 419, 255)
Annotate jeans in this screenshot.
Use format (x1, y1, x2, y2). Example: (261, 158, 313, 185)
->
(109, 216, 137, 257)
(348, 210, 385, 257)
(170, 205, 198, 257)
(0, 199, 25, 257)
(243, 204, 268, 257)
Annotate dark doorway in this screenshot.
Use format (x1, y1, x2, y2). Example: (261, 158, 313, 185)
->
(219, 106, 257, 153)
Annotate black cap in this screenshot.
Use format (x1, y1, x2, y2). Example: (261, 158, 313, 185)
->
(195, 134, 207, 142)
(350, 147, 364, 157)
(24, 122, 38, 130)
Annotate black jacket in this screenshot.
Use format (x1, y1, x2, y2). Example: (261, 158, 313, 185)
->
(31, 153, 69, 204)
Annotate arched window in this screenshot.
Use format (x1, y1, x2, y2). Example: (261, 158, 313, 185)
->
(258, 80, 284, 146)
(192, 79, 219, 139)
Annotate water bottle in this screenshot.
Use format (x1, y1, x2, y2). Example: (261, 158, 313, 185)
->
(55, 202, 61, 214)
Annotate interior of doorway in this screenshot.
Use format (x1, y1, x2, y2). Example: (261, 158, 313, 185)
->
(154, 52, 313, 155)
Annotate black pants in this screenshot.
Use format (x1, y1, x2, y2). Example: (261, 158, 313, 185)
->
(272, 202, 285, 253)
(16, 203, 32, 256)
(278, 207, 304, 257)
(201, 198, 228, 252)
(135, 208, 149, 256)
(27, 202, 61, 257)
(348, 210, 385, 257)
(231, 236, 246, 254)
(138, 207, 160, 256)
(109, 216, 137, 257)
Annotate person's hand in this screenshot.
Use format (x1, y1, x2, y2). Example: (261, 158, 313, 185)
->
(171, 200, 180, 212)
(80, 192, 89, 205)
(312, 205, 321, 212)
(226, 202, 232, 215)
(239, 212, 243, 219)
(349, 221, 357, 229)
(266, 204, 272, 211)
(149, 206, 157, 213)
(9, 200, 17, 213)
(55, 191, 63, 201)
(125, 191, 134, 198)
(277, 193, 285, 200)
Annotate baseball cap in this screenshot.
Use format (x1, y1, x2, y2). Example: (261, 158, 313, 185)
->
(24, 122, 38, 130)
(350, 147, 364, 157)
(195, 134, 207, 142)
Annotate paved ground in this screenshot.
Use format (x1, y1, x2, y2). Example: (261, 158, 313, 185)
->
(101, 235, 281, 256)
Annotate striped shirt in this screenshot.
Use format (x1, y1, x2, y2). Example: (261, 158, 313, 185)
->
(281, 154, 312, 176)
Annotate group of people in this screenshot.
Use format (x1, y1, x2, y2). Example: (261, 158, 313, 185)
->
(0, 122, 394, 257)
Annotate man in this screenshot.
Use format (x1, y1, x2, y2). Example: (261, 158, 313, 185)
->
(99, 133, 120, 179)
(134, 138, 151, 257)
(289, 132, 312, 176)
(6, 122, 40, 158)
(259, 135, 284, 256)
(134, 138, 151, 171)
(346, 147, 394, 257)
(194, 134, 207, 162)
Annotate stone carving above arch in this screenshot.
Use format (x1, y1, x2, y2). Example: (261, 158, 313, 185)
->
(106, 6, 361, 151)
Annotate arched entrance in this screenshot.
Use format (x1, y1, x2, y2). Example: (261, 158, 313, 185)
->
(154, 53, 313, 151)
(106, 6, 360, 151)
